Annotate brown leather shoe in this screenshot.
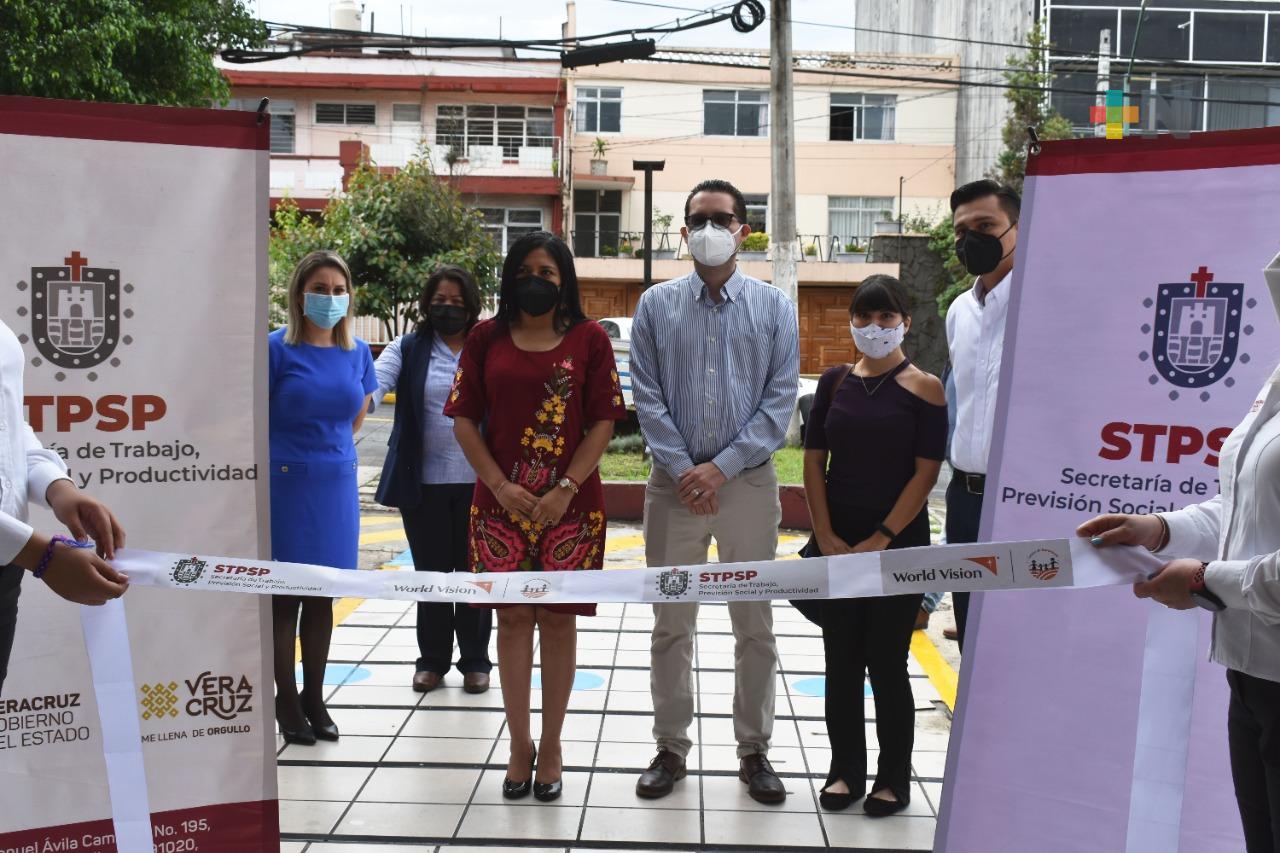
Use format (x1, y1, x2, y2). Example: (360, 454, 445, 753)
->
(739, 753, 786, 804)
(635, 749, 686, 799)
(462, 672, 490, 694)
(914, 608, 930, 631)
(944, 627, 959, 641)
(412, 671, 442, 693)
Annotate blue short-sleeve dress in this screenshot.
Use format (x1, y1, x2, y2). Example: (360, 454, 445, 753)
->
(268, 328, 378, 569)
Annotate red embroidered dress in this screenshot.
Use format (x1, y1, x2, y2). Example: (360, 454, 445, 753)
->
(444, 319, 627, 616)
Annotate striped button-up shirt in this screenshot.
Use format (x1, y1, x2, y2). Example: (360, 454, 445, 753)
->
(630, 268, 799, 480)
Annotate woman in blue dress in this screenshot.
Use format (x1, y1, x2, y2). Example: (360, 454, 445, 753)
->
(269, 250, 377, 745)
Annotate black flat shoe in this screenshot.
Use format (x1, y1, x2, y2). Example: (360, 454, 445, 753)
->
(275, 695, 316, 746)
(819, 789, 855, 811)
(864, 792, 908, 817)
(503, 747, 536, 800)
(819, 771, 862, 812)
(533, 778, 562, 802)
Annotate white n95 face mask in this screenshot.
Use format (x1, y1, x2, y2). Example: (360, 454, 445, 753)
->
(850, 321, 906, 359)
(1265, 250, 1280, 324)
(689, 223, 743, 267)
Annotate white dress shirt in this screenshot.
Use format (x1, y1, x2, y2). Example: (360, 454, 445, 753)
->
(1159, 364, 1280, 682)
(0, 320, 71, 565)
(945, 272, 1011, 474)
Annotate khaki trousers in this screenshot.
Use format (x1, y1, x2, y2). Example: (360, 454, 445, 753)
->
(644, 462, 781, 759)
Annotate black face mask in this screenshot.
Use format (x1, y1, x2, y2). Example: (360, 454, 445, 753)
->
(514, 276, 560, 317)
(955, 224, 1014, 277)
(428, 303, 469, 336)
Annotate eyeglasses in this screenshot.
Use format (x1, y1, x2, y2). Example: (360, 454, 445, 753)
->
(685, 212, 738, 229)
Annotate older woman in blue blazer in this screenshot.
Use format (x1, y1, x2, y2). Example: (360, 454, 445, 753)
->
(374, 265, 492, 694)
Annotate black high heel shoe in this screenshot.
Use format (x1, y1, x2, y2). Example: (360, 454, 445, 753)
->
(502, 746, 536, 800)
(276, 694, 316, 746)
(533, 761, 563, 802)
(301, 696, 339, 742)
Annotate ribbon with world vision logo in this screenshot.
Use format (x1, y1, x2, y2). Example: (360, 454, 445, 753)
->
(112, 536, 1162, 606)
(87, 537, 1162, 853)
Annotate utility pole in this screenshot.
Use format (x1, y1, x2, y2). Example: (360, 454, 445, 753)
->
(1094, 29, 1112, 138)
(769, 0, 798, 306)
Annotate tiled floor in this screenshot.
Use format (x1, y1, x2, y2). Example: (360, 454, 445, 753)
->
(277, 519, 952, 852)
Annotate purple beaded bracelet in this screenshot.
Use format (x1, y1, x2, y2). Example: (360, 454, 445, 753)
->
(33, 535, 94, 579)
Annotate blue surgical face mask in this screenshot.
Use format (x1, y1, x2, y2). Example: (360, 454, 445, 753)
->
(303, 292, 349, 329)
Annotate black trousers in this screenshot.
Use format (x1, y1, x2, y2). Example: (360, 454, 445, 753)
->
(821, 503, 927, 803)
(944, 475, 984, 653)
(400, 483, 492, 675)
(0, 564, 22, 695)
(1228, 668, 1280, 852)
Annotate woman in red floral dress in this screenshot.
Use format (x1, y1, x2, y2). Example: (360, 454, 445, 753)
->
(447, 231, 626, 803)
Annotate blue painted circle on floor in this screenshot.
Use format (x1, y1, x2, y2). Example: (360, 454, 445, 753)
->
(792, 677, 825, 697)
(296, 664, 370, 686)
(531, 671, 605, 691)
(791, 677, 873, 698)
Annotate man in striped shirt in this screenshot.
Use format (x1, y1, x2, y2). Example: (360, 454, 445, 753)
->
(631, 179, 800, 804)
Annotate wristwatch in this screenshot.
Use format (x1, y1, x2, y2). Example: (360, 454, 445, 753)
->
(1189, 561, 1226, 612)
(557, 476, 580, 496)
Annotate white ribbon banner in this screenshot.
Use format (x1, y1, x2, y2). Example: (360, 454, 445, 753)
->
(85, 536, 1162, 852)
(113, 536, 1162, 605)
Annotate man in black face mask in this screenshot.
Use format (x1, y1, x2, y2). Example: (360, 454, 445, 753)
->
(944, 179, 1020, 652)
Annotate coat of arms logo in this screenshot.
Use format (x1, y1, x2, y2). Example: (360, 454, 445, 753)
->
(17, 250, 132, 381)
(1141, 266, 1256, 402)
(656, 568, 691, 599)
(171, 557, 207, 585)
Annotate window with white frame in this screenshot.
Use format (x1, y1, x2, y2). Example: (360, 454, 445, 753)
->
(743, 194, 768, 234)
(392, 103, 422, 124)
(269, 101, 296, 154)
(479, 208, 545, 254)
(703, 90, 769, 137)
(576, 87, 622, 133)
(828, 196, 894, 248)
(315, 102, 376, 125)
(829, 94, 896, 141)
(436, 105, 555, 159)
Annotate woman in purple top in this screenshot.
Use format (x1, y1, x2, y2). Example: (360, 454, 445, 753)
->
(802, 275, 947, 816)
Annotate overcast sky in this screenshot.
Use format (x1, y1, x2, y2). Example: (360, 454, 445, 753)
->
(249, 0, 861, 53)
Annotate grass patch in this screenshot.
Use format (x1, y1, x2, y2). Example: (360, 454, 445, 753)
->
(599, 446, 806, 484)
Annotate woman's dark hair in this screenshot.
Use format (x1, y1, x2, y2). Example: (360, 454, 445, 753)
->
(417, 264, 482, 335)
(850, 274, 912, 318)
(496, 231, 587, 333)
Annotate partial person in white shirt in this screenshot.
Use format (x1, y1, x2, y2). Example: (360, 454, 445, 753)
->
(0, 319, 128, 692)
(1080, 252, 1280, 853)
(943, 179, 1020, 651)
(372, 265, 492, 697)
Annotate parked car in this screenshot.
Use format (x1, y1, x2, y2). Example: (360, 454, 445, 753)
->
(599, 316, 819, 438)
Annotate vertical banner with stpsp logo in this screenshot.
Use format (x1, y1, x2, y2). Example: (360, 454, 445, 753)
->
(936, 128, 1280, 853)
(0, 97, 275, 851)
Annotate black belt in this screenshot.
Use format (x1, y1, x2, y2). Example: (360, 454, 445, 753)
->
(954, 469, 985, 495)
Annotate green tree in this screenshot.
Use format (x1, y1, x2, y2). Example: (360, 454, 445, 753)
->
(0, 0, 266, 106)
(989, 21, 1075, 195)
(272, 153, 504, 339)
